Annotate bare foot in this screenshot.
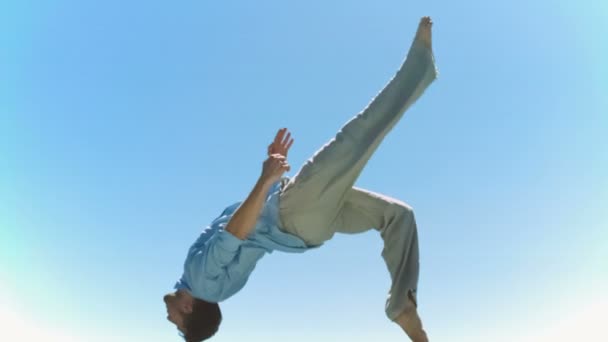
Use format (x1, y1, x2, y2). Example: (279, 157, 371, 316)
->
(394, 291, 429, 342)
(414, 16, 433, 49)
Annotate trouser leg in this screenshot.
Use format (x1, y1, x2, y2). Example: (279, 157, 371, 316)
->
(279, 33, 437, 246)
(332, 187, 422, 322)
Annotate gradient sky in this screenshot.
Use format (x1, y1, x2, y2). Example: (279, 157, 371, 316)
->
(1, 1, 606, 341)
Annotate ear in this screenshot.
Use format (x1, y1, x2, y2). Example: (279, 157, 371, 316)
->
(182, 301, 193, 314)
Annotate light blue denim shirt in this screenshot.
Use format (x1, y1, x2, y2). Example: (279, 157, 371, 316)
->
(174, 177, 319, 302)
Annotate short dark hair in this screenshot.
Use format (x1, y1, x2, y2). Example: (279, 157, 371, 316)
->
(181, 298, 222, 342)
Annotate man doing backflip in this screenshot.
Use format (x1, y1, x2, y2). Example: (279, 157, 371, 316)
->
(164, 16, 438, 342)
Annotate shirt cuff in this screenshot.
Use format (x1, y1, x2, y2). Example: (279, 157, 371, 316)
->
(217, 229, 245, 252)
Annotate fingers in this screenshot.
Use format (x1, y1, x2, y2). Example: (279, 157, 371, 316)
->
(274, 128, 286, 145)
(285, 137, 294, 152)
(270, 154, 290, 169)
(282, 131, 293, 150)
(268, 128, 295, 157)
(275, 154, 288, 164)
(262, 153, 290, 183)
(279, 128, 294, 153)
(274, 128, 293, 146)
(280, 159, 290, 172)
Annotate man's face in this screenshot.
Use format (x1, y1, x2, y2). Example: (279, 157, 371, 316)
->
(164, 292, 188, 333)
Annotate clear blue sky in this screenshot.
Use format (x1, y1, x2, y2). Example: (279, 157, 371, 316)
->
(1, 1, 606, 341)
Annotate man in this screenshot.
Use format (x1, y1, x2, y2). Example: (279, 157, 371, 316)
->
(164, 16, 437, 342)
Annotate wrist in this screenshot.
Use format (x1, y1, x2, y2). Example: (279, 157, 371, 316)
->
(256, 175, 276, 189)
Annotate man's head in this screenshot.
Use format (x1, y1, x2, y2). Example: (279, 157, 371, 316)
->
(163, 290, 222, 341)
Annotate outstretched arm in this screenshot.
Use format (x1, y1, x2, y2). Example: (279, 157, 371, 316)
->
(225, 174, 275, 240)
(226, 128, 294, 240)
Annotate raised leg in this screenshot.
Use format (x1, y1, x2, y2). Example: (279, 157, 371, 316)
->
(279, 17, 437, 246)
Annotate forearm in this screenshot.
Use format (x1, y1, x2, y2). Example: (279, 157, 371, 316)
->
(225, 177, 273, 240)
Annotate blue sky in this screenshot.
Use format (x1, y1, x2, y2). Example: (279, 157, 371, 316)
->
(1, 0, 606, 341)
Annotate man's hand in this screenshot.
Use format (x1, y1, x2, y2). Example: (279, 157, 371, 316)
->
(267, 128, 294, 158)
(260, 153, 290, 185)
(227, 152, 290, 240)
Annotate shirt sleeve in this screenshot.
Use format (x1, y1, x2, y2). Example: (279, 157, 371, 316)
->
(201, 229, 245, 278)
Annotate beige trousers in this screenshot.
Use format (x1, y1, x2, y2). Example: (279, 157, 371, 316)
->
(278, 36, 437, 321)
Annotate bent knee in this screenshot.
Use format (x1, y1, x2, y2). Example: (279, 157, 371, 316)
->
(388, 202, 415, 222)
